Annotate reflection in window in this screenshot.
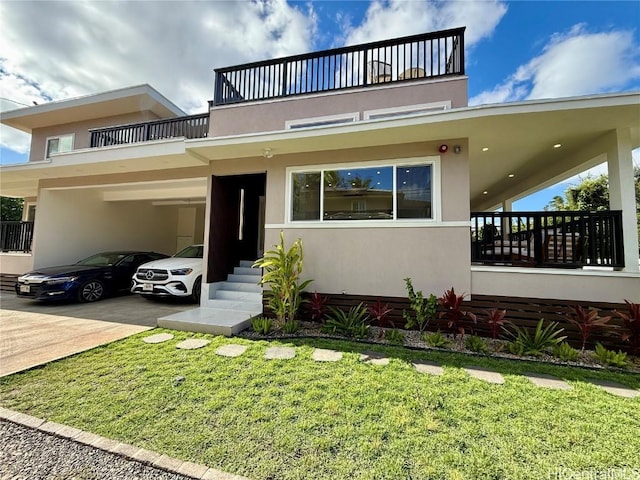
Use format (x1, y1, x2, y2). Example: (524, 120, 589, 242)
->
(323, 166, 393, 220)
(397, 165, 432, 219)
(292, 172, 320, 221)
(46, 134, 74, 157)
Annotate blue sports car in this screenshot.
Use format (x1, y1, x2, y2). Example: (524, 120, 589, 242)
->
(15, 251, 168, 302)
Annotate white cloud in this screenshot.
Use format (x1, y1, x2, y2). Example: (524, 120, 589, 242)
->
(0, 0, 317, 158)
(470, 24, 640, 105)
(342, 0, 507, 47)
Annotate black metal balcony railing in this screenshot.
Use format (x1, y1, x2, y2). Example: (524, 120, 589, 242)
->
(471, 211, 624, 268)
(213, 27, 465, 106)
(89, 113, 209, 148)
(1, 221, 34, 253)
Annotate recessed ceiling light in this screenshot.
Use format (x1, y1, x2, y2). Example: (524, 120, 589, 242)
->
(483, 191, 488, 195)
(482, 147, 489, 152)
(508, 173, 515, 178)
(553, 143, 562, 148)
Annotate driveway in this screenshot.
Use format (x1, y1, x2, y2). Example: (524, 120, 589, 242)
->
(0, 293, 194, 377)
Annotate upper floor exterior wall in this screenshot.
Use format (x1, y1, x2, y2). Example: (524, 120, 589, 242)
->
(29, 111, 161, 162)
(209, 77, 467, 137)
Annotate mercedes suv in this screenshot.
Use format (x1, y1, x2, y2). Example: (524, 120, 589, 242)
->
(131, 244, 203, 302)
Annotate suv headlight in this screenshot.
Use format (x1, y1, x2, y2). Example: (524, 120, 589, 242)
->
(170, 268, 193, 275)
(45, 276, 78, 285)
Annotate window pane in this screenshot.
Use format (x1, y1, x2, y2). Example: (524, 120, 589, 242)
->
(323, 166, 393, 220)
(292, 172, 320, 221)
(46, 138, 59, 157)
(59, 135, 73, 152)
(396, 164, 432, 219)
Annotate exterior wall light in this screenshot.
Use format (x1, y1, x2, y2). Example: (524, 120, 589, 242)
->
(262, 148, 274, 159)
(453, 145, 461, 154)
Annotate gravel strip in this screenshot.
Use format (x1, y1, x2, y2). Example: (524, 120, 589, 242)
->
(0, 419, 193, 480)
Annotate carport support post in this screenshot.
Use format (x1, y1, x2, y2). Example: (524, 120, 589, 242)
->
(501, 198, 513, 239)
(607, 128, 639, 272)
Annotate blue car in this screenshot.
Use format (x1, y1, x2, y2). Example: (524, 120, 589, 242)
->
(15, 251, 168, 303)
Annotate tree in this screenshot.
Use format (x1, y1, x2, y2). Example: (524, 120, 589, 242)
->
(1, 197, 24, 221)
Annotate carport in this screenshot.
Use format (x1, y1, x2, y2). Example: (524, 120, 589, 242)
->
(0, 293, 193, 377)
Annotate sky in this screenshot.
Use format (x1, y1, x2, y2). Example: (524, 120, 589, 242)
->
(0, 0, 639, 210)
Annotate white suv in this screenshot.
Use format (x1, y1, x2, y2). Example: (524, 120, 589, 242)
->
(131, 244, 203, 302)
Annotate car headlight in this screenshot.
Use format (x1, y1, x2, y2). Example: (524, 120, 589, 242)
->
(44, 276, 78, 285)
(170, 268, 193, 275)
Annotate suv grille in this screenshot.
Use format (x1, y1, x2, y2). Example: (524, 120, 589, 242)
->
(136, 268, 169, 281)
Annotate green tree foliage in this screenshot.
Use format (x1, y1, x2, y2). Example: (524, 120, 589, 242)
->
(1, 197, 24, 221)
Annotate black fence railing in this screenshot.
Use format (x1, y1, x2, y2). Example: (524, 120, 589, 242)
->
(89, 113, 209, 148)
(471, 211, 624, 268)
(1, 221, 34, 252)
(213, 27, 465, 106)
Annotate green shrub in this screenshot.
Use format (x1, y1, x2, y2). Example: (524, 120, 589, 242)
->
(386, 329, 405, 345)
(323, 303, 370, 338)
(282, 320, 300, 334)
(552, 342, 579, 362)
(594, 343, 628, 368)
(507, 340, 525, 356)
(505, 319, 566, 356)
(254, 232, 313, 327)
(402, 278, 437, 334)
(465, 335, 489, 353)
(422, 331, 451, 348)
(251, 316, 273, 335)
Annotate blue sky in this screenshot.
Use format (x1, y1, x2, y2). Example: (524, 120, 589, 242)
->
(1, 0, 638, 210)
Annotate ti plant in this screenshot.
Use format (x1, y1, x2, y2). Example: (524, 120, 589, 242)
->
(484, 308, 509, 339)
(306, 292, 329, 323)
(566, 305, 612, 351)
(368, 300, 394, 328)
(615, 300, 640, 355)
(253, 231, 313, 327)
(438, 287, 477, 337)
(402, 278, 437, 334)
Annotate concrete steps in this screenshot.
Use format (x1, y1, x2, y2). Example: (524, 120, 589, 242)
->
(157, 260, 263, 336)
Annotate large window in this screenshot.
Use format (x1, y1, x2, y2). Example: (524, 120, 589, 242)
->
(289, 159, 436, 222)
(46, 134, 74, 158)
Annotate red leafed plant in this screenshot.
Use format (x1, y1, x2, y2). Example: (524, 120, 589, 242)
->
(368, 300, 394, 328)
(306, 292, 328, 322)
(567, 305, 612, 351)
(615, 300, 640, 355)
(484, 308, 509, 339)
(438, 287, 476, 337)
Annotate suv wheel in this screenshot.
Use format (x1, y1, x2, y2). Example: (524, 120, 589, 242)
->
(190, 276, 202, 303)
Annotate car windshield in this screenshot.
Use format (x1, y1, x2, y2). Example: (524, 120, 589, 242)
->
(173, 245, 204, 259)
(76, 253, 127, 266)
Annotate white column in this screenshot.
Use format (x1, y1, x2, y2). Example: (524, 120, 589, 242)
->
(501, 198, 513, 238)
(607, 128, 639, 272)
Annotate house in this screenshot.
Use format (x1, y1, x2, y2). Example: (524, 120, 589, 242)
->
(1, 27, 638, 336)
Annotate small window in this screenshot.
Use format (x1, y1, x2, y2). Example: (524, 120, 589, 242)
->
(396, 165, 432, 219)
(46, 134, 74, 158)
(285, 113, 359, 130)
(291, 172, 320, 221)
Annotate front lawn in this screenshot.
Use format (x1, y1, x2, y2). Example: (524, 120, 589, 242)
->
(1, 330, 639, 480)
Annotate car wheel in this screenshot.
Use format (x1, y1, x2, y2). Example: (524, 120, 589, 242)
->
(190, 276, 202, 303)
(78, 280, 105, 303)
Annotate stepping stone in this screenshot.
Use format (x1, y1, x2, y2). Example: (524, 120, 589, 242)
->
(413, 360, 443, 376)
(587, 379, 640, 399)
(464, 366, 504, 384)
(523, 372, 571, 390)
(265, 347, 296, 360)
(176, 339, 210, 350)
(215, 344, 248, 358)
(312, 349, 343, 362)
(143, 333, 174, 344)
(359, 351, 389, 366)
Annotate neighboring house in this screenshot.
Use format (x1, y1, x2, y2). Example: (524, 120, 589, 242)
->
(1, 27, 638, 334)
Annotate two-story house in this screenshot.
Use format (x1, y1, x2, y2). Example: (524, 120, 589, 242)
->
(1, 27, 638, 335)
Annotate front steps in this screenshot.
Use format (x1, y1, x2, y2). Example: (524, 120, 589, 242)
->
(158, 261, 262, 336)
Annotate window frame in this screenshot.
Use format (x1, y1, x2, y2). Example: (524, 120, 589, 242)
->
(285, 112, 359, 130)
(45, 133, 75, 158)
(286, 156, 441, 225)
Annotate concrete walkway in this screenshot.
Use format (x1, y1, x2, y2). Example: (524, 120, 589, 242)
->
(0, 293, 192, 377)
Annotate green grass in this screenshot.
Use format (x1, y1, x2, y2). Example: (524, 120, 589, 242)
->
(1, 330, 639, 480)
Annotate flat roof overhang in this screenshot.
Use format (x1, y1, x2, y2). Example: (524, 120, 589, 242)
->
(0, 84, 186, 133)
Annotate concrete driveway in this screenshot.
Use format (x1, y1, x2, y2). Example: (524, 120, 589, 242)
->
(0, 293, 194, 377)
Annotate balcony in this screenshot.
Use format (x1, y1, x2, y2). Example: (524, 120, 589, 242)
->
(89, 113, 209, 148)
(213, 27, 465, 106)
(1, 221, 34, 253)
(471, 211, 624, 268)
